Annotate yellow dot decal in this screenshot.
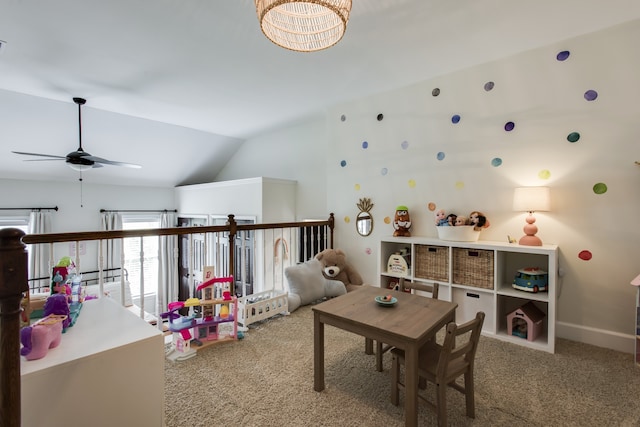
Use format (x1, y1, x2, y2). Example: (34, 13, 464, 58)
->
(344, 216, 350, 223)
(354, 184, 361, 191)
(538, 170, 551, 180)
(428, 202, 436, 211)
(455, 181, 464, 189)
(384, 216, 391, 224)
(408, 179, 416, 188)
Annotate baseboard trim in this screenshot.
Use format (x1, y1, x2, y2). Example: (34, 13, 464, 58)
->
(557, 321, 634, 354)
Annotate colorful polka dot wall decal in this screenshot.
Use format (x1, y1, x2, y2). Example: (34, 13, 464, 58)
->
(584, 90, 598, 101)
(365, 247, 372, 255)
(408, 179, 416, 188)
(567, 132, 580, 143)
(381, 168, 388, 176)
(593, 182, 607, 194)
(354, 184, 361, 191)
(491, 158, 502, 167)
(340, 160, 347, 167)
(578, 250, 592, 261)
(340, 114, 346, 122)
(556, 50, 570, 61)
(538, 170, 551, 180)
(455, 181, 464, 189)
(428, 202, 436, 211)
(384, 216, 391, 224)
(362, 141, 368, 149)
(437, 152, 445, 161)
(377, 113, 384, 121)
(452, 114, 461, 124)
(484, 81, 495, 91)
(344, 216, 350, 223)
(504, 121, 515, 131)
(432, 88, 440, 96)
(401, 140, 409, 150)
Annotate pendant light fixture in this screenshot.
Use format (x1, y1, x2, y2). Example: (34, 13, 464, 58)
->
(255, 0, 352, 52)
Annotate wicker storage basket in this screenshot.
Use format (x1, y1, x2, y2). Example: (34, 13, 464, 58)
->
(414, 245, 449, 282)
(452, 248, 494, 289)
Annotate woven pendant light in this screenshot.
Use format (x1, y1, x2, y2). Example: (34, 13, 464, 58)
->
(255, 0, 352, 52)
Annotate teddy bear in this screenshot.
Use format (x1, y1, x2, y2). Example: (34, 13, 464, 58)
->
(315, 248, 364, 292)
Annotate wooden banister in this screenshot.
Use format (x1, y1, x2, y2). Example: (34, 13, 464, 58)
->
(0, 228, 28, 427)
(1, 213, 334, 424)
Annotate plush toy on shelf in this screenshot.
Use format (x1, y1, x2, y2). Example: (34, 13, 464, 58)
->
(393, 206, 412, 236)
(446, 213, 457, 226)
(455, 216, 469, 226)
(469, 211, 490, 231)
(434, 209, 448, 226)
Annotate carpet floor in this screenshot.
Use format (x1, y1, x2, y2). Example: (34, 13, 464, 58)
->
(164, 304, 640, 426)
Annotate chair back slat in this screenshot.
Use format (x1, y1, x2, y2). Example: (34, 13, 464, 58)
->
(398, 278, 439, 299)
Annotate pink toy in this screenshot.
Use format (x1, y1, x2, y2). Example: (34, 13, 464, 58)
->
(20, 315, 67, 361)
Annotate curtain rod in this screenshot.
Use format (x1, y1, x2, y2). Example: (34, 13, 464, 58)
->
(0, 206, 58, 211)
(100, 209, 177, 213)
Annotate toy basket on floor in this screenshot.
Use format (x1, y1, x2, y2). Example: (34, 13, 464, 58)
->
(237, 290, 289, 329)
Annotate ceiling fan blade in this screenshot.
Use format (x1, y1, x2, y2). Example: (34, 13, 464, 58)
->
(12, 151, 66, 159)
(84, 155, 142, 169)
(23, 159, 66, 162)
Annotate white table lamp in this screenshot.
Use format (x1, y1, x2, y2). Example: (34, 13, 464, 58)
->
(513, 187, 550, 246)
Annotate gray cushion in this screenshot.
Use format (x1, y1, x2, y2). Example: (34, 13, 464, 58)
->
(285, 258, 326, 306)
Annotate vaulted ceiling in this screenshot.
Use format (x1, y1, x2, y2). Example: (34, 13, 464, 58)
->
(1, 0, 638, 186)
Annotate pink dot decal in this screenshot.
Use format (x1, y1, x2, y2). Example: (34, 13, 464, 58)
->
(578, 250, 592, 261)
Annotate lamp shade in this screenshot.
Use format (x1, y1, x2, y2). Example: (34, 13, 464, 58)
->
(255, 0, 351, 52)
(513, 187, 551, 213)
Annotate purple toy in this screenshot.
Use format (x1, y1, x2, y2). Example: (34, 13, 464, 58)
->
(43, 294, 71, 329)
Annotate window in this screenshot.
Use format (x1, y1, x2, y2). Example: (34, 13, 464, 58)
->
(122, 216, 160, 303)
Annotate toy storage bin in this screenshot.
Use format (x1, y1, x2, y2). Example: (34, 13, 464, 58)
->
(436, 225, 481, 242)
(414, 244, 449, 282)
(452, 287, 495, 334)
(452, 248, 494, 289)
(237, 290, 289, 328)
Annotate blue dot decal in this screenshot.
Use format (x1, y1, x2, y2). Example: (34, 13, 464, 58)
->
(362, 141, 368, 149)
(437, 152, 445, 161)
(504, 121, 515, 132)
(401, 140, 409, 150)
(584, 90, 598, 101)
(491, 158, 502, 167)
(340, 160, 347, 167)
(556, 50, 570, 61)
(452, 115, 461, 124)
(484, 81, 495, 91)
(381, 168, 388, 176)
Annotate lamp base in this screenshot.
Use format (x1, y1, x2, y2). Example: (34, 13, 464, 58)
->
(519, 235, 543, 246)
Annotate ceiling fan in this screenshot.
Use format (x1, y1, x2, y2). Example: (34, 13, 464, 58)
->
(12, 97, 142, 171)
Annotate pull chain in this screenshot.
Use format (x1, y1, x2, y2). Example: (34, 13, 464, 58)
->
(79, 170, 84, 208)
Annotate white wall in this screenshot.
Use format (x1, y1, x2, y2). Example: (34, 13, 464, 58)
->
(0, 178, 175, 270)
(219, 21, 640, 353)
(215, 117, 328, 220)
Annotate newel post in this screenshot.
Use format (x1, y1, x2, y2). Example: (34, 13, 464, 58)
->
(0, 228, 28, 427)
(227, 214, 237, 296)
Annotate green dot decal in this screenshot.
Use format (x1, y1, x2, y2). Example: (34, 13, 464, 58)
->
(593, 183, 607, 194)
(491, 158, 502, 167)
(538, 170, 551, 180)
(567, 132, 580, 143)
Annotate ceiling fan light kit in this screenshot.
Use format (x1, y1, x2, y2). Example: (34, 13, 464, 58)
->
(255, 0, 352, 52)
(12, 97, 141, 171)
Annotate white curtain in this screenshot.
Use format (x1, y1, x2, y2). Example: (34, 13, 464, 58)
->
(28, 211, 51, 290)
(158, 211, 178, 319)
(100, 211, 122, 273)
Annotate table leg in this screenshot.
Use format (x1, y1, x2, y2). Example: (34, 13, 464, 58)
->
(404, 343, 418, 427)
(313, 312, 325, 392)
(365, 337, 373, 355)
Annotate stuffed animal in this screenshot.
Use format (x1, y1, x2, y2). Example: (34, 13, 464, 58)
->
(315, 248, 364, 292)
(455, 216, 468, 226)
(284, 258, 347, 312)
(434, 209, 448, 226)
(469, 211, 490, 231)
(446, 213, 457, 226)
(393, 206, 412, 236)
